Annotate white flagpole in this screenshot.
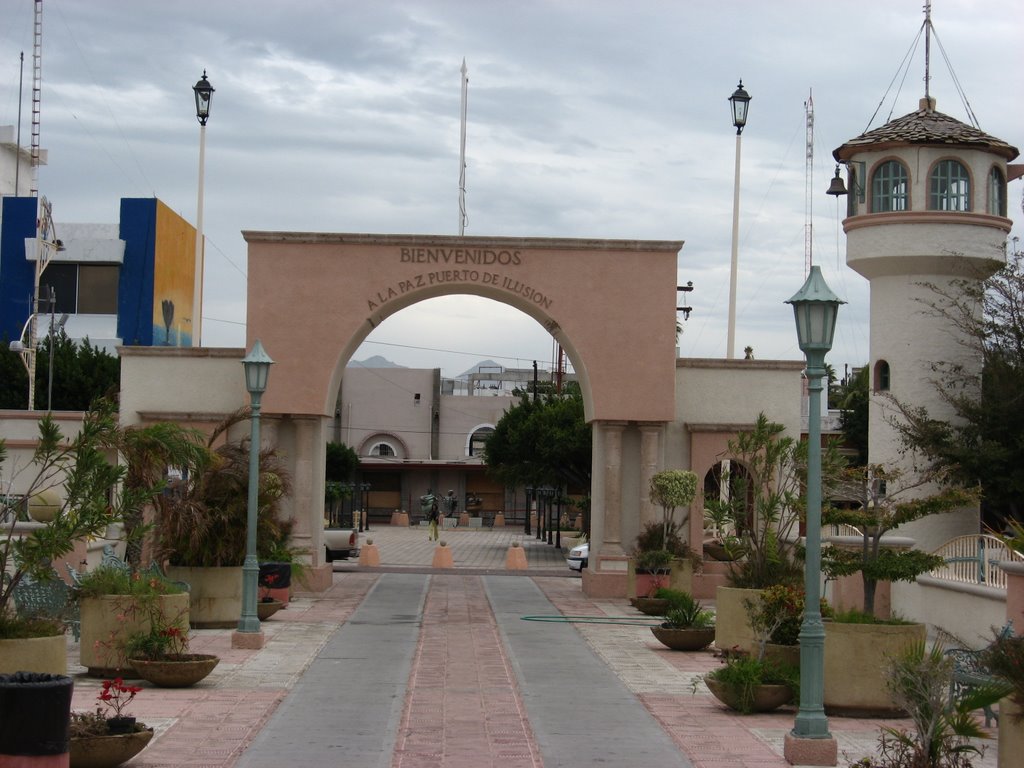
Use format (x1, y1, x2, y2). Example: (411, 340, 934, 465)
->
(458, 58, 468, 236)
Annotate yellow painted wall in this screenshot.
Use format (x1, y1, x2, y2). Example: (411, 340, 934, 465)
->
(152, 200, 197, 346)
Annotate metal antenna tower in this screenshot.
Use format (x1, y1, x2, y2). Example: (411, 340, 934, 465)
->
(30, 0, 42, 197)
(804, 91, 814, 276)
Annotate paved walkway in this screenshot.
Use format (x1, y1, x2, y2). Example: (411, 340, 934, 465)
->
(61, 526, 1000, 768)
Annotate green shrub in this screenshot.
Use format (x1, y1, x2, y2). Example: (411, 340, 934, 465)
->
(74, 565, 184, 599)
(663, 592, 714, 629)
(705, 655, 799, 714)
(830, 608, 912, 625)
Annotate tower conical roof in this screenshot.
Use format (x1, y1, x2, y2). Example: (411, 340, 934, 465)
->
(833, 99, 1018, 162)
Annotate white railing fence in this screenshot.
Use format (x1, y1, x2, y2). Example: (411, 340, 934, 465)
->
(928, 534, 1024, 590)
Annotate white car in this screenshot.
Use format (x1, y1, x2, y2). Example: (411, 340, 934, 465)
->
(566, 542, 589, 571)
(323, 528, 361, 562)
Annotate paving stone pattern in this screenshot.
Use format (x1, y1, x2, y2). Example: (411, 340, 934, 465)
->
(57, 527, 999, 768)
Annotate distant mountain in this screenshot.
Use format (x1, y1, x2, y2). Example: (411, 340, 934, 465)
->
(457, 360, 505, 379)
(347, 355, 406, 369)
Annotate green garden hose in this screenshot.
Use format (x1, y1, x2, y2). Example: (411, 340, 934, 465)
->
(521, 615, 662, 627)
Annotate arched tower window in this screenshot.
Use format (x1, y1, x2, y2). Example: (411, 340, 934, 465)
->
(929, 160, 970, 211)
(873, 360, 891, 392)
(370, 442, 396, 457)
(988, 167, 1007, 216)
(871, 161, 909, 212)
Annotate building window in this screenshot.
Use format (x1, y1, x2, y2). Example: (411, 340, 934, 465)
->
(874, 360, 891, 392)
(40, 263, 119, 314)
(929, 160, 970, 211)
(468, 426, 494, 457)
(871, 161, 909, 212)
(369, 442, 396, 457)
(988, 167, 1007, 216)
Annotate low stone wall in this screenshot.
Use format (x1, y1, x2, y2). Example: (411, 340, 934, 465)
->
(893, 577, 1005, 649)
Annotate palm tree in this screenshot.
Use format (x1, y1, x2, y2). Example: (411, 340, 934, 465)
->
(113, 420, 211, 568)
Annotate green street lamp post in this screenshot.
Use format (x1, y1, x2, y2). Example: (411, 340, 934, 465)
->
(784, 266, 843, 759)
(238, 339, 273, 635)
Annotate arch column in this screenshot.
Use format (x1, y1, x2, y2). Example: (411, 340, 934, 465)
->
(599, 421, 626, 556)
(278, 415, 332, 591)
(639, 424, 662, 533)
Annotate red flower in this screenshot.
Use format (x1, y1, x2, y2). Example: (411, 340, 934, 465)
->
(97, 678, 142, 718)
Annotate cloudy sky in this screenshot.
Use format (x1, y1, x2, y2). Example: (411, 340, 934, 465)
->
(0, 0, 1020, 379)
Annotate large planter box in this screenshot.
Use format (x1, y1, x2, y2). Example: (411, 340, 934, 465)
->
(0, 634, 67, 675)
(823, 620, 926, 716)
(79, 593, 190, 677)
(713, 586, 761, 654)
(626, 558, 693, 598)
(166, 566, 243, 629)
(999, 696, 1024, 768)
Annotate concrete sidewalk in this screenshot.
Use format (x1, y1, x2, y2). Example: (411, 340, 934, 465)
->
(60, 527, 1000, 768)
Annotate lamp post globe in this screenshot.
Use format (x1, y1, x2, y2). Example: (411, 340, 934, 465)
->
(193, 71, 214, 126)
(729, 80, 751, 135)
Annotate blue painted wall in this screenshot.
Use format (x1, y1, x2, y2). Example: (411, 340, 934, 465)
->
(0, 196, 37, 342)
(118, 198, 157, 346)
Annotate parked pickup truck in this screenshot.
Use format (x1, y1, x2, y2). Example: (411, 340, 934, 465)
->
(323, 528, 361, 562)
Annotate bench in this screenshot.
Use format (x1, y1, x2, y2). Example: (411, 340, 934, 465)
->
(65, 545, 189, 593)
(12, 569, 81, 641)
(945, 621, 1014, 727)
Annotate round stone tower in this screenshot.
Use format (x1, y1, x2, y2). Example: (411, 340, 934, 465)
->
(833, 97, 1019, 551)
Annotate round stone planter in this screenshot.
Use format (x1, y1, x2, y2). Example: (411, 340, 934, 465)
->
(650, 626, 715, 651)
(0, 633, 67, 675)
(258, 599, 284, 621)
(166, 565, 243, 628)
(79, 593, 190, 677)
(703, 541, 737, 562)
(704, 676, 792, 713)
(129, 654, 219, 688)
(70, 727, 153, 768)
(823, 620, 926, 716)
(630, 597, 670, 616)
(627, 558, 693, 599)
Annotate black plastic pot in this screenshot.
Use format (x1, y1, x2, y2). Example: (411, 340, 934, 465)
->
(258, 562, 292, 589)
(0, 671, 74, 757)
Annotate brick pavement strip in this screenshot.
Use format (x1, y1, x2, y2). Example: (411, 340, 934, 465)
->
(391, 575, 542, 768)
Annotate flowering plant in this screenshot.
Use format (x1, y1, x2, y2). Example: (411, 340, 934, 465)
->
(124, 602, 191, 661)
(98, 678, 142, 719)
(982, 629, 1024, 703)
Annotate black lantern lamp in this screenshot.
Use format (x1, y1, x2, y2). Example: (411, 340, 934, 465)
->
(193, 71, 215, 126)
(728, 80, 751, 135)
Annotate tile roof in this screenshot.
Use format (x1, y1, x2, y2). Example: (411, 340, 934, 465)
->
(834, 101, 1019, 161)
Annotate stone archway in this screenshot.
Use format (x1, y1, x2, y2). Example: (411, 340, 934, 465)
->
(244, 233, 681, 589)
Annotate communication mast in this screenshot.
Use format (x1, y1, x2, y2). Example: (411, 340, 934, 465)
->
(30, 0, 43, 197)
(804, 91, 813, 276)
